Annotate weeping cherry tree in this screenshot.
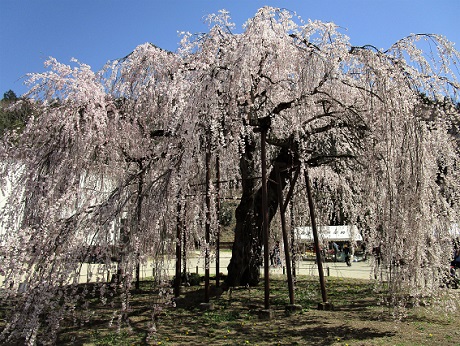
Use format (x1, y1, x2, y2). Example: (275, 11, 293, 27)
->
(0, 7, 459, 344)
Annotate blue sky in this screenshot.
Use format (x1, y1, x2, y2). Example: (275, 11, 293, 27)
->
(1, 0, 459, 97)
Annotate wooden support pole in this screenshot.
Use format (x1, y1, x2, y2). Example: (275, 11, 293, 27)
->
(182, 205, 187, 278)
(174, 200, 182, 298)
(275, 165, 295, 305)
(261, 125, 270, 310)
(135, 165, 145, 291)
(215, 155, 221, 287)
(204, 145, 211, 303)
(304, 168, 328, 304)
(290, 201, 297, 279)
(252, 116, 273, 313)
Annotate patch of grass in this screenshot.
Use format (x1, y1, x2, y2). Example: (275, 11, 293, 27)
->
(90, 330, 139, 346)
(2, 275, 459, 345)
(202, 309, 240, 325)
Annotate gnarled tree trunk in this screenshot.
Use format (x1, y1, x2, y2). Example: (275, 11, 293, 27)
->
(226, 139, 298, 287)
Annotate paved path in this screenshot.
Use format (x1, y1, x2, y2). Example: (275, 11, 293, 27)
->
(185, 252, 375, 281)
(16, 252, 375, 284)
(269, 259, 375, 280)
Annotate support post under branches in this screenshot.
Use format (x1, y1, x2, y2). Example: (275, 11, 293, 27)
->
(260, 123, 270, 310)
(215, 155, 221, 287)
(304, 168, 328, 305)
(174, 200, 182, 298)
(275, 164, 295, 305)
(204, 143, 211, 303)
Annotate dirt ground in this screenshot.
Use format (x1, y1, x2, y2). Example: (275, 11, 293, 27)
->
(45, 275, 460, 346)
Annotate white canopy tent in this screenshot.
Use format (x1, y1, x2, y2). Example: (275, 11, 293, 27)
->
(295, 225, 363, 243)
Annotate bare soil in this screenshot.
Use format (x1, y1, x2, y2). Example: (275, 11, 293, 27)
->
(1, 276, 460, 346)
(5, 276, 460, 345)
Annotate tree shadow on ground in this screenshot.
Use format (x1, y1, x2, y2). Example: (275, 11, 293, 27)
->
(272, 323, 395, 345)
(174, 284, 225, 309)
